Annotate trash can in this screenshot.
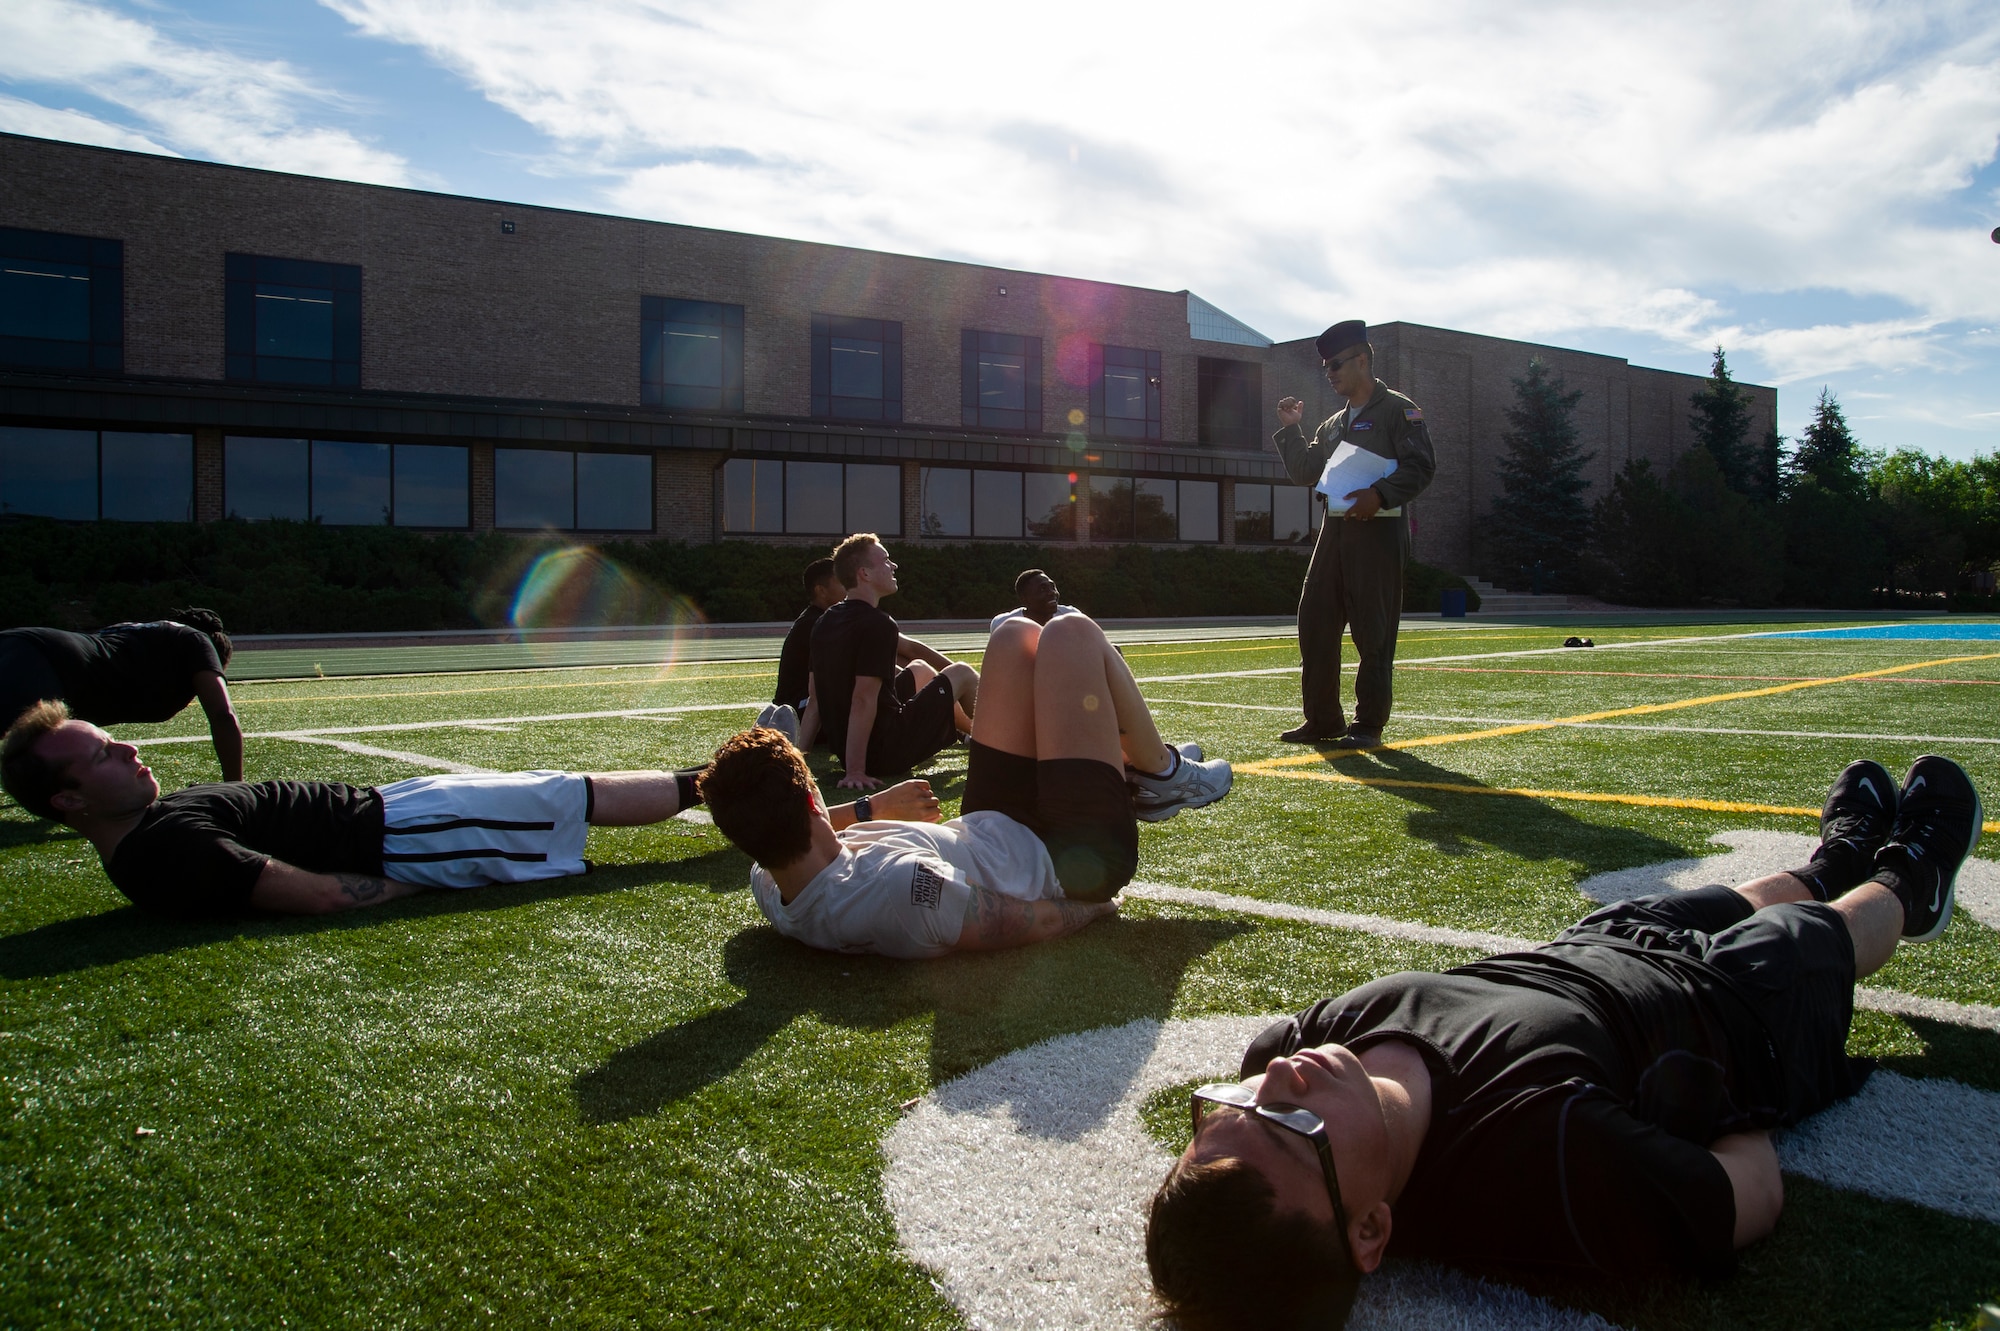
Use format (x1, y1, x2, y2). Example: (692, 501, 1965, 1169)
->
(1440, 588, 1468, 618)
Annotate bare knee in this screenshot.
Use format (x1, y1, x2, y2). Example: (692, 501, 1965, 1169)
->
(1735, 872, 1815, 910)
(944, 661, 979, 697)
(905, 660, 938, 688)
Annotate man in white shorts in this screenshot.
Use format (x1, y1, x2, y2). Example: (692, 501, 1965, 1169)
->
(700, 611, 1235, 958)
(0, 699, 946, 919)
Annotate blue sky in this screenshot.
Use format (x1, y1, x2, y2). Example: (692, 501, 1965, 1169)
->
(4, 0, 1999, 461)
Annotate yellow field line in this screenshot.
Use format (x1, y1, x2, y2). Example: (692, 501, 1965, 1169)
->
(1233, 762, 2000, 835)
(1253, 650, 2000, 768)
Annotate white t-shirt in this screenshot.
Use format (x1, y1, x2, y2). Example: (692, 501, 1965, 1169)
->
(988, 605, 1080, 631)
(749, 811, 1062, 958)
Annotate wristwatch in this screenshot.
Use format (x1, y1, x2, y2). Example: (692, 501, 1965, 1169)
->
(853, 795, 873, 822)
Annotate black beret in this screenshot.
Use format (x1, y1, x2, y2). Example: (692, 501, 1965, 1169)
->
(1315, 320, 1368, 360)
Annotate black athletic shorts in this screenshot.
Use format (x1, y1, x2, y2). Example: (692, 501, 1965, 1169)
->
(960, 739, 1138, 903)
(865, 668, 960, 776)
(1561, 885, 1866, 1121)
(0, 632, 64, 731)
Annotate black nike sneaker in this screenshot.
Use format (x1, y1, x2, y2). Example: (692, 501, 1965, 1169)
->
(1875, 755, 1984, 942)
(1812, 759, 1900, 878)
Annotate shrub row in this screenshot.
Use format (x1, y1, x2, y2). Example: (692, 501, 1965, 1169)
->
(0, 519, 1476, 633)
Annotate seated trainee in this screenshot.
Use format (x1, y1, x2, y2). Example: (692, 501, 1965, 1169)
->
(1146, 756, 1984, 1328)
(0, 699, 931, 918)
(810, 533, 978, 791)
(759, 557, 845, 749)
(702, 611, 1234, 958)
(989, 568, 1079, 631)
(0, 609, 245, 781)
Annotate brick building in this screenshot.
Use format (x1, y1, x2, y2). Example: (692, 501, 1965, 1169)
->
(0, 132, 1774, 577)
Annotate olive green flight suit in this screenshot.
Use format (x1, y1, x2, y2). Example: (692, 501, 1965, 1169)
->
(1270, 378, 1438, 737)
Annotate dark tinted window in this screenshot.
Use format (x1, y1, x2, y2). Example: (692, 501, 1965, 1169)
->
(312, 440, 392, 525)
(1089, 345, 1161, 440)
(225, 436, 310, 520)
(721, 460, 904, 536)
(917, 466, 970, 537)
(1, 428, 195, 522)
(722, 458, 784, 533)
(961, 330, 1043, 431)
(225, 253, 361, 387)
(1234, 483, 1322, 544)
(811, 314, 902, 421)
(914, 467, 1070, 540)
(1023, 471, 1075, 540)
(973, 470, 1023, 538)
(101, 433, 194, 522)
(642, 296, 744, 411)
(497, 449, 653, 531)
(393, 445, 469, 528)
(1089, 475, 1218, 542)
(1198, 357, 1263, 448)
(0, 426, 97, 519)
(0, 227, 122, 373)
(578, 453, 653, 530)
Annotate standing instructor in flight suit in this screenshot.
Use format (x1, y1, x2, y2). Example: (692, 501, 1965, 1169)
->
(1271, 320, 1437, 747)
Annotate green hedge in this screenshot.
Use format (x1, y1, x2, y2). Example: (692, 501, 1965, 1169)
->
(0, 519, 1474, 632)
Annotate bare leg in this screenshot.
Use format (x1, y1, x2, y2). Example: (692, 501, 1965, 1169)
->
(943, 660, 980, 718)
(585, 771, 681, 825)
(1032, 614, 1170, 773)
(1831, 881, 1904, 978)
(905, 660, 938, 690)
(1733, 872, 1815, 910)
(970, 618, 1039, 757)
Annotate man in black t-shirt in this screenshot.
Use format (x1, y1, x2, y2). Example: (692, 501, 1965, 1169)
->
(0, 701, 735, 919)
(760, 558, 846, 751)
(812, 533, 980, 789)
(0, 611, 245, 781)
(1145, 755, 1985, 1329)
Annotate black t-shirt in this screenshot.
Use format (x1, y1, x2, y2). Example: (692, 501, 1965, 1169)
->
(810, 599, 903, 754)
(774, 604, 826, 707)
(106, 781, 385, 917)
(1243, 939, 1791, 1281)
(11, 623, 222, 724)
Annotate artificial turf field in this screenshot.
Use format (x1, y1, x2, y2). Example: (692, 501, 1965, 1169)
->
(5, 618, 2000, 1330)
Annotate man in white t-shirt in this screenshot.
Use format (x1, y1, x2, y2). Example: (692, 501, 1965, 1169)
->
(988, 568, 1078, 632)
(702, 611, 1235, 958)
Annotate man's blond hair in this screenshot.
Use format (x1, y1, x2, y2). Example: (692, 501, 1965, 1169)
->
(831, 533, 882, 589)
(2, 699, 76, 821)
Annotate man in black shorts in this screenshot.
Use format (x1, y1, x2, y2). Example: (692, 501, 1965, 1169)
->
(0, 609, 245, 781)
(0, 698, 798, 919)
(702, 610, 1235, 956)
(1146, 755, 1985, 1328)
(811, 533, 980, 790)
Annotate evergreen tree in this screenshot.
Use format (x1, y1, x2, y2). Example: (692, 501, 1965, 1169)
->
(1786, 387, 1866, 499)
(1480, 358, 1593, 589)
(1689, 346, 1757, 497)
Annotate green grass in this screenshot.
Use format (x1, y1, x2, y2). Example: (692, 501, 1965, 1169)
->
(5, 618, 2000, 1328)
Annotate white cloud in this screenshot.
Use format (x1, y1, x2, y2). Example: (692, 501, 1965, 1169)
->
(0, 0, 412, 185)
(314, 0, 2000, 389)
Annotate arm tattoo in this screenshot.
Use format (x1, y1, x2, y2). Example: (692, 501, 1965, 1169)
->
(964, 887, 1102, 949)
(334, 873, 394, 904)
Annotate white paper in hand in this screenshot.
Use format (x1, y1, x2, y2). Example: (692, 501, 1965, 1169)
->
(1314, 442, 1398, 512)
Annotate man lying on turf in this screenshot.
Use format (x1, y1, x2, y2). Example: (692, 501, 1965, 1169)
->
(701, 611, 1234, 957)
(0, 699, 935, 917)
(1146, 755, 1985, 1329)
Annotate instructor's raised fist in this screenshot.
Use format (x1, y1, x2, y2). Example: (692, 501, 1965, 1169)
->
(1276, 396, 1305, 428)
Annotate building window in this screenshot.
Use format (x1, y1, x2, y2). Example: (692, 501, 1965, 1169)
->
(1088, 475, 1219, 543)
(1198, 357, 1263, 448)
(496, 448, 652, 531)
(961, 330, 1043, 431)
(1233, 483, 1322, 544)
(642, 296, 743, 411)
(720, 459, 903, 535)
(226, 437, 470, 527)
(0, 227, 122, 373)
(0, 427, 193, 521)
(1089, 345, 1161, 441)
(916, 467, 1073, 540)
(225, 253, 361, 387)
(811, 315, 902, 421)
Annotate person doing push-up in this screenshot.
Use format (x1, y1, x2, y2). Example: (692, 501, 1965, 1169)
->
(1147, 755, 1984, 1328)
(702, 611, 1234, 958)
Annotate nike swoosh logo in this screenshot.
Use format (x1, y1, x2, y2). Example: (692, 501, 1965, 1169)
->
(1931, 882, 1943, 913)
(1909, 775, 1928, 795)
(1860, 776, 1882, 805)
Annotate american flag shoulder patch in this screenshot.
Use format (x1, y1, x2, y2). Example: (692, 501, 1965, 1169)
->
(910, 861, 948, 909)
(1404, 407, 1425, 423)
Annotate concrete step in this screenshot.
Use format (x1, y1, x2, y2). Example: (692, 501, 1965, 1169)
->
(1455, 575, 1583, 614)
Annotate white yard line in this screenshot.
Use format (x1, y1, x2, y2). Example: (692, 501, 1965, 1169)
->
(1145, 698, 2000, 746)
(283, 736, 497, 774)
(1123, 882, 2000, 1034)
(129, 700, 765, 746)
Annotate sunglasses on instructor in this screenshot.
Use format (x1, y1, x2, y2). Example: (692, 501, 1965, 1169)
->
(1190, 1082, 1355, 1267)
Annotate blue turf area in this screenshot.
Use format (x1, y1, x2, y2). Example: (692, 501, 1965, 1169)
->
(1764, 623, 2000, 640)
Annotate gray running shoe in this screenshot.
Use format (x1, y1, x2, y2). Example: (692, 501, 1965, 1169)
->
(1176, 741, 1204, 762)
(1129, 748, 1233, 822)
(755, 702, 801, 746)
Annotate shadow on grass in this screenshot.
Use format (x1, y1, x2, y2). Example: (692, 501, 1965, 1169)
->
(0, 814, 83, 852)
(0, 847, 748, 980)
(1319, 746, 1688, 875)
(576, 911, 1248, 1124)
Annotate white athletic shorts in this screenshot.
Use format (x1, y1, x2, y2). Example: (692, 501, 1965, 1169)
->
(376, 770, 591, 889)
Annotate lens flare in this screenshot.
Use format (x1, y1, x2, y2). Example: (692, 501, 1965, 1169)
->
(501, 545, 706, 674)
